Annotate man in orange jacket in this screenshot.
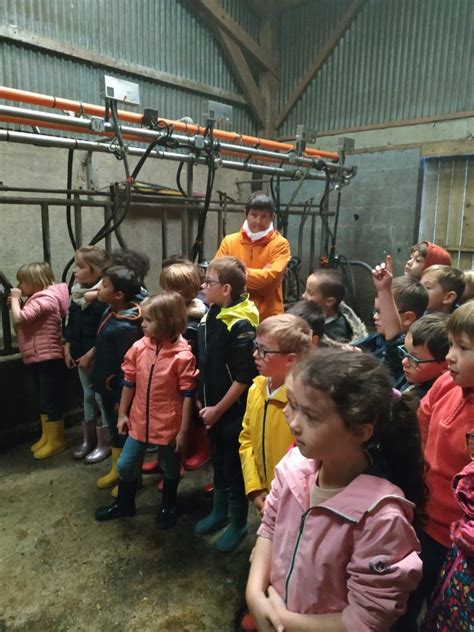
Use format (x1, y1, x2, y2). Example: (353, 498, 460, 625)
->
(215, 192, 291, 321)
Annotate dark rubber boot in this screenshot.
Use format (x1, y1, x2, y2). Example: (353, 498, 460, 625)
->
(215, 495, 248, 552)
(95, 479, 137, 521)
(195, 488, 229, 535)
(157, 479, 179, 530)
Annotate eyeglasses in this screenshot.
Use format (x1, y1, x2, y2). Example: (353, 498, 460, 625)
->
(397, 345, 439, 368)
(202, 277, 222, 287)
(253, 340, 286, 360)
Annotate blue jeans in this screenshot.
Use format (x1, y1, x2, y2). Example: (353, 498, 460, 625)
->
(77, 366, 106, 424)
(117, 436, 181, 482)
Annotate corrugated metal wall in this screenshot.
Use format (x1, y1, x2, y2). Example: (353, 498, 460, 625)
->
(0, 0, 257, 134)
(278, 0, 474, 136)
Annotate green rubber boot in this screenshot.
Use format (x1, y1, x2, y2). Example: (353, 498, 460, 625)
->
(215, 495, 248, 552)
(195, 488, 230, 535)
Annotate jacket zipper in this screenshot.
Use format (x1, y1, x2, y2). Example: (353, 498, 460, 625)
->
(203, 318, 208, 407)
(145, 345, 160, 444)
(284, 509, 312, 604)
(261, 400, 270, 486)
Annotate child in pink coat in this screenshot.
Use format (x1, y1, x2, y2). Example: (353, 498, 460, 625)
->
(9, 262, 69, 459)
(95, 291, 197, 529)
(246, 349, 425, 631)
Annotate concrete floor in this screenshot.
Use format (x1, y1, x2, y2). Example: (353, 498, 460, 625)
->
(0, 426, 256, 631)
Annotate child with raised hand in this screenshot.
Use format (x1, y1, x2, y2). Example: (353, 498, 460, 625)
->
(64, 246, 111, 462)
(239, 314, 312, 518)
(9, 262, 70, 459)
(95, 292, 197, 528)
(400, 301, 474, 625)
(195, 256, 259, 552)
(90, 266, 143, 491)
(362, 255, 428, 388)
(405, 240, 452, 279)
(421, 264, 465, 313)
(246, 348, 425, 631)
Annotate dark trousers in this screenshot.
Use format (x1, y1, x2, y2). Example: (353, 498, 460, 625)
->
(29, 359, 65, 421)
(101, 392, 125, 449)
(208, 416, 246, 503)
(395, 530, 449, 631)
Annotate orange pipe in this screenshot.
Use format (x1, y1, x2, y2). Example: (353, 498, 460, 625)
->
(0, 86, 340, 162)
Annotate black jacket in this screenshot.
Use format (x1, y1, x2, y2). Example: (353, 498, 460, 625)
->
(197, 295, 258, 424)
(90, 303, 142, 400)
(64, 299, 107, 359)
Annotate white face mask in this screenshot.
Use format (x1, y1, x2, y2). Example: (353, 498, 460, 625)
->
(242, 219, 274, 242)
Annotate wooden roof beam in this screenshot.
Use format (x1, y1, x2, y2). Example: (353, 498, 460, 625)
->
(194, 0, 279, 77)
(275, 0, 365, 129)
(213, 27, 266, 128)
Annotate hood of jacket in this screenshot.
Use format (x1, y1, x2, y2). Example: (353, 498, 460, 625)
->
(280, 447, 415, 522)
(339, 300, 368, 340)
(187, 297, 207, 321)
(423, 241, 452, 269)
(215, 293, 260, 331)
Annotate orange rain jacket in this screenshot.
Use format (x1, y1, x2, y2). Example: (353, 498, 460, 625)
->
(215, 229, 291, 321)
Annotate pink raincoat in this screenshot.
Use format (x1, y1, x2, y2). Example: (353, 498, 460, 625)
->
(121, 335, 197, 445)
(258, 448, 422, 631)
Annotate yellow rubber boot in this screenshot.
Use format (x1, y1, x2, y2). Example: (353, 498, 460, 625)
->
(34, 420, 66, 459)
(97, 447, 121, 489)
(31, 414, 48, 453)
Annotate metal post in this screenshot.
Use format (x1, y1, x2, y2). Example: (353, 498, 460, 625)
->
(104, 204, 113, 252)
(74, 193, 83, 247)
(40, 203, 51, 263)
(186, 163, 194, 259)
(162, 209, 168, 262)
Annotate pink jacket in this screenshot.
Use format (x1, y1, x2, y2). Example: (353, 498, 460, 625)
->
(17, 283, 70, 364)
(258, 448, 422, 631)
(122, 336, 198, 445)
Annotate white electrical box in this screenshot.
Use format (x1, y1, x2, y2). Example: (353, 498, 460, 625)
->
(102, 76, 140, 106)
(203, 100, 233, 130)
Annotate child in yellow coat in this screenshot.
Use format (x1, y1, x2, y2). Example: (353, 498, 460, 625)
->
(239, 314, 313, 517)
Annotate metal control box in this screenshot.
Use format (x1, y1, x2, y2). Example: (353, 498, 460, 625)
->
(102, 76, 140, 106)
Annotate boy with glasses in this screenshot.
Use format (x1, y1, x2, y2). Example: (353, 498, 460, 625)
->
(195, 256, 259, 552)
(239, 314, 313, 519)
(398, 313, 449, 398)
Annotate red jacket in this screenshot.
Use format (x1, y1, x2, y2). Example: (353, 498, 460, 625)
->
(418, 371, 474, 547)
(17, 283, 70, 364)
(215, 229, 290, 321)
(121, 336, 198, 445)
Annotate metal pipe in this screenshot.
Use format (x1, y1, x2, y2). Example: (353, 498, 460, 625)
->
(40, 203, 51, 263)
(0, 86, 340, 161)
(0, 129, 330, 181)
(0, 104, 347, 172)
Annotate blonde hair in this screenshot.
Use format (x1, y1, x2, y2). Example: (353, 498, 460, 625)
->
(17, 262, 55, 291)
(142, 292, 187, 340)
(160, 262, 201, 305)
(447, 301, 474, 342)
(462, 271, 474, 303)
(257, 314, 312, 355)
(76, 246, 111, 275)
